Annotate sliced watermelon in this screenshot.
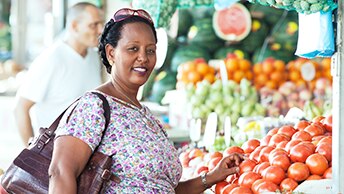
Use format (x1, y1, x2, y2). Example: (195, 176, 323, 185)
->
(213, 3, 252, 42)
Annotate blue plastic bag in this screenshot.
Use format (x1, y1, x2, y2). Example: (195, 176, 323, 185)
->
(295, 11, 335, 58)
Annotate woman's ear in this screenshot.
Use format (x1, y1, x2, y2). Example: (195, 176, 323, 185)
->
(105, 44, 115, 65)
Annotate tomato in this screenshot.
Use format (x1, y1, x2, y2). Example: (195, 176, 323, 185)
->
(304, 124, 325, 137)
(208, 157, 222, 171)
(270, 154, 291, 172)
(268, 134, 290, 147)
(318, 136, 332, 146)
(276, 140, 288, 149)
(241, 139, 260, 154)
(280, 178, 298, 192)
(285, 139, 301, 153)
(298, 141, 316, 153)
(307, 174, 322, 180)
(229, 186, 253, 194)
(268, 148, 289, 163)
(253, 162, 270, 176)
(195, 165, 209, 175)
(287, 162, 310, 182)
(262, 166, 285, 185)
(251, 179, 264, 194)
(322, 115, 332, 132)
(306, 153, 329, 176)
(290, 144, 314, 163)
(316, 143, 332, 162)
(238, 171, 261, 188)
(224, 146, 245, 157)
(267, 127, 279, 136)
(249, 146, 266, 162)
(312, 115, 325, 123)
(215, 181, 229, 194)
(258, 146, 274, 162)
(209, 151, 224, 160)
(256, 181, 279, 194)
(226, 174, 238, 184)
(278, 125, 297, 138)
(239, 159, 257, 174)
(292, 131, 312, 141)
(323, 167, 332, 179)
(188, 148, 204, 160)
(295, 120, 311, 131)
(221, 183, 238, 194)
(260, 135, 272, 146)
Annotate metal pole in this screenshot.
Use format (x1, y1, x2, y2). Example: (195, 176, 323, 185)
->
(332, 0, 343, 192)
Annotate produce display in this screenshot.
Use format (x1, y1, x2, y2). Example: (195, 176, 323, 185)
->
(179, 115, 333, 194)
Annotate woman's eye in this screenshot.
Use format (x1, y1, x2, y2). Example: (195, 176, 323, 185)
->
(129, 47, 138, 51)
(147, 49, 156, 54)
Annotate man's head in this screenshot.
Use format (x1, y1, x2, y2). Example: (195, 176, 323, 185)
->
(66, 2, 104, 49)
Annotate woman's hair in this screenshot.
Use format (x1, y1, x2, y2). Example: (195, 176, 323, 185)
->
(98, 16, 157, 74)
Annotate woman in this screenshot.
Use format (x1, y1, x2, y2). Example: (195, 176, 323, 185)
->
(48, 8, 244, 194)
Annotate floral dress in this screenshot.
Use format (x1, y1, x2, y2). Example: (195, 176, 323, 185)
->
(55, 91, 182, 193)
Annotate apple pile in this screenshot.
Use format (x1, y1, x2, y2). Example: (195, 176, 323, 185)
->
(180, 115, 333, 194)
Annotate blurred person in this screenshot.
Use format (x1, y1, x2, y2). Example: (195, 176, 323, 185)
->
(48, 8, 244, 193)
(14, 2, 104, 146)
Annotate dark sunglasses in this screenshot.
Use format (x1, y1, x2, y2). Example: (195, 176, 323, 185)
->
(112, 8, 154, 25)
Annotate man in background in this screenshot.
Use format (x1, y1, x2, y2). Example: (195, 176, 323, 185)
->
(14, 2, 104, 146)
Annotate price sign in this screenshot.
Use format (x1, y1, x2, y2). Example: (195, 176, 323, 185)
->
(203, 112, 218, 148)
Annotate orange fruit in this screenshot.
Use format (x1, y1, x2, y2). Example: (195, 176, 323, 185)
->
(233, 71, 245, 83)
(187, 71, 202, 84)
(270, 71, 284, 83)
(245, 71, 253, 81)
(255, 74, 268, 86)
(321, 58, 331, 70)
(226, 59, 239, 72)
(204, 73, 215, 83)
(183, 61, 196, 73)
(266, 80, 278, 89)
(273, 60, 286, 72)
(196, 62, 210, 76)
(289, 70, 301, 82)
(262, 60, 274, 75)
(239, 59, 251, 71)
(253, 63, 263, 74)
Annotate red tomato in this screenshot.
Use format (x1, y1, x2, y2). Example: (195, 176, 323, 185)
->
(249, 146, 266, 162)
(292, 131, 312, 141)
(295, 120, 311, 131)
(241, 139, 260, 154)
(322, 115, 332, 132)
(323, 167, 332, 179)
(208, 157, 222, 171)
(258, 146, 274, 162)
(238, 171, 261, 189)
(285, 140, 302, 153)
(251, 179, 264, 194)
(278, 125, 297, 138)
(256, 181, 279, 194)
(270, 154, 291, 172)
(260, 135, 272, 146)
(290, 144, 314, 163)
(316, 143, 332, 162)
(221, 183, 238, 194)
(239, 159, 257, 174)
(253, 162, 270, 176)
(267, 127, 279, 136)
(276, 140, 288, 149)
(224, 146, 245, 157)
(304, 124, 325, 137)
(209, 151, 224, 160)
(268, 134, 290, 147)
(268, 148, 289, 163)
(287, 162, 310, 182)
(306, 153, 329, 176)
(280, 178, 298, 192)
(312, 115, 325, 123)
(307, 174, 322, 180)
(215, 181, 229, 194)
(195, 165, 209, 175)
(299, 141, 316, 153)
(262, 166, 286, 185)
(226, 174, 238, 184)
(229, 186, 253, 194)
(318, 136, 332, 146)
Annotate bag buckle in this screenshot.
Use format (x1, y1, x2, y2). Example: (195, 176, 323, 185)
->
(101, 169, 111, 180)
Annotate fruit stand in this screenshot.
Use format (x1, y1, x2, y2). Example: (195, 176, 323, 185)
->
(131, 0, 343, 193)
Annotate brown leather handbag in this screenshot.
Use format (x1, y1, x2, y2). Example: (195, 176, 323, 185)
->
(1, 92, 115, 194)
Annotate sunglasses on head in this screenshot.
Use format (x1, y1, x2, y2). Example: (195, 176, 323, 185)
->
(112, 8, 154, 25)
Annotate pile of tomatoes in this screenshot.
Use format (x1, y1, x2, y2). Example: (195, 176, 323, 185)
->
(211, 114, 333, 194)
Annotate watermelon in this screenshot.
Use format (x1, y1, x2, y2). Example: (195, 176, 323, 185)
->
(149, 71, 177, 104)
(188, 18, 224, 53)
(248, 3, 285, 26)
(177, 9, 193, 37)
(189, 6, 215, 20)
(213, 3, 252, 42)
(170, 45, 211, 72)
(241, 18, 269, 54)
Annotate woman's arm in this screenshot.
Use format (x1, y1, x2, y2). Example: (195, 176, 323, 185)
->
(175, 153, 244, 194)
(48, 136, 92, 194)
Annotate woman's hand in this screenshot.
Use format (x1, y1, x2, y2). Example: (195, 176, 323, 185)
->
(206, 153, 245, 185)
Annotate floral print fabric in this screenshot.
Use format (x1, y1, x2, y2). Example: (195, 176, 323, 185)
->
(55, 91, 182, 193)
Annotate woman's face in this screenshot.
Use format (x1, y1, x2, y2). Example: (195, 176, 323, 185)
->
(111, 22, 157, 88)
